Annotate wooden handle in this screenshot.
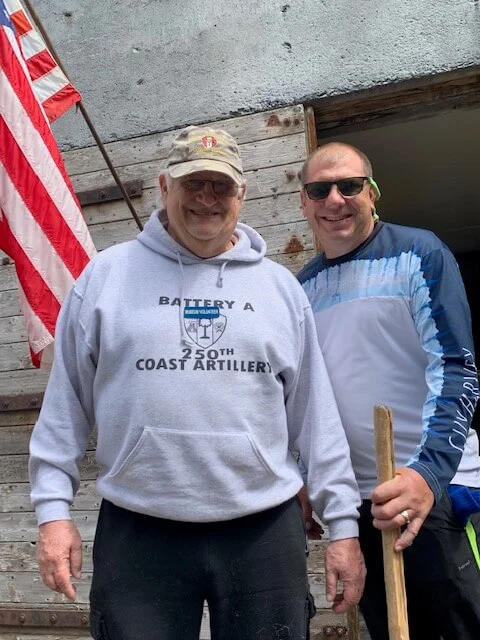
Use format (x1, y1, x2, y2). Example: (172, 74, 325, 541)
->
(374, 405, 410, 640)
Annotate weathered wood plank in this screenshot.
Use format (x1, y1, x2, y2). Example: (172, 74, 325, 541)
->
(0, 342, 33, 373)
(260, 221, 314, 256)
(81, 187, 304, 230)
(0, 263, 18, 293)
(82, 188, 157, 226)
(240, 191, 303, 228)
(0, 572, 92, 604)
(0, 426, 96, 457)
(0, 316, 27, 346)
(0, 289, 20, 318)
(274, 249, 315, 273)
(70, 156, 303, 198)
(0, 601, 363, 638)
(312, 67, 480, 137)
(0, 454, 98, 485)
(0, 410, 39, 428)
(69, 130, 304, 192)
(0, 369, 49, 399)
(0, 542, 94, 573)
(62, 105, 305, 176)
(0, 512, 97, 543)
(0, 425, 32, 455)
(0, 482, 100, 514)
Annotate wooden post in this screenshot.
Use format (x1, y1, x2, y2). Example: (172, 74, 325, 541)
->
(303, 106, 324, 254)
(374, 405, 410, 640)
(346, 605, 360, 640)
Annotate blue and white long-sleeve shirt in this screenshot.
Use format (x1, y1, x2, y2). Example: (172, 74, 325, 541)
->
(298, 221, 480, 501)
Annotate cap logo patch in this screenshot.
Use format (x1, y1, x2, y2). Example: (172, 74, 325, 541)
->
(201, 135, 217, 150)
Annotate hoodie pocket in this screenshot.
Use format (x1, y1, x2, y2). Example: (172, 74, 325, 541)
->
(109, 428, 277, 517)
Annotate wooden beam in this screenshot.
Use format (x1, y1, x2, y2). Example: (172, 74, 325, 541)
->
(303, 106, 324, 254)
(304, 106, 318, 156)
(76, 179, 143, 207)
(0, 394, 43, 412)
(310, 67, 480, 137)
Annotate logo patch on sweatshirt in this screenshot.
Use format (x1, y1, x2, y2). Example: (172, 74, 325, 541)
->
(184, 306, 227, 347)
(184, 306, 219, 319)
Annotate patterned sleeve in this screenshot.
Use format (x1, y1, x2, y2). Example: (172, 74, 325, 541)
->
(407, 242, 479, 499)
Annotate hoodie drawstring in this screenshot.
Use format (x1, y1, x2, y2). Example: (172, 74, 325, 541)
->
(176, 253, 229, 345)
(217, 261, 227, 288)
(176, 253, 194, 347)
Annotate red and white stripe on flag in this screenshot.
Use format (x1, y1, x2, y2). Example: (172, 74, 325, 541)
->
(0, 0, 96, 368)
(4, 0, 81, 121)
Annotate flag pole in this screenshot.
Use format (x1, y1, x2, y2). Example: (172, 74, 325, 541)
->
(374, 405, 410, 640)
(22, 0, 144, 231)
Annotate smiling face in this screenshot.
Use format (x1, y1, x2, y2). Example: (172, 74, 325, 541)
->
(159, 170, 246, 258)
(301, 145, 376, 259)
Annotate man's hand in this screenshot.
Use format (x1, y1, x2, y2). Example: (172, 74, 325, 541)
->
(371, 467, 434, 551)
(297, 485, 324, 540)
(325, 537, 366, 614)
(36, 520, 83, 601)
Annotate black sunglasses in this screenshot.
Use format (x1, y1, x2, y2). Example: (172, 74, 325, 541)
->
(304, 177, 373, 201)
(180, 178, 239, 197)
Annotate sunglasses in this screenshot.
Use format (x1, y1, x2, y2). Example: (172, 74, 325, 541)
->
(304, 176, 379, 201)
(180, 178, 239, 197)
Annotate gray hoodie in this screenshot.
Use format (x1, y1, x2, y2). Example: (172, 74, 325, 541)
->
(29, 211, 360, 540)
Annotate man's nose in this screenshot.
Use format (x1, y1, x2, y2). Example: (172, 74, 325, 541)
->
(196, 182, 217, 205)
(324, 184, 345, 205)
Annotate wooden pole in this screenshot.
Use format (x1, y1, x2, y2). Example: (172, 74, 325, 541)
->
(22, 0, 144, 231)
(346, 604, 360, 640)
(374, 405, 410, 640)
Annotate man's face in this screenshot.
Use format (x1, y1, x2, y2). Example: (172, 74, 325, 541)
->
(301, 148, 376, 259)
(159, 171, 245, 258)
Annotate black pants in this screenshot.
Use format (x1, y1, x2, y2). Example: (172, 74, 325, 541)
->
(359, 494, 480, 640)
(90, 497, 313, 640)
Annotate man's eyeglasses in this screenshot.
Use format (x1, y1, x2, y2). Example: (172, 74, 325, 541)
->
(180, 178, 239, 197)
(304, 177, 378, 201)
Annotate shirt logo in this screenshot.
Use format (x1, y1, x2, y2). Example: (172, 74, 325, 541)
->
(183, 307, 227, 348)
(201, 135, 217, 150)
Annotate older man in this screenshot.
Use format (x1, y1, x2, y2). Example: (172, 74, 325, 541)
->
(298, 142, 480, 639)
(29, 127, 365, 640)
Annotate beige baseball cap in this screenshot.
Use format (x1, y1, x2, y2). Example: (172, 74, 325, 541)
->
(166, 125, 244, 185)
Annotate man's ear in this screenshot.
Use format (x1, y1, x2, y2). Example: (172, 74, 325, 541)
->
(300, 188, 307, 212)
(159, 173, 168, 194)
(239, 183, 247, 202)
(159, 173, 169, 205)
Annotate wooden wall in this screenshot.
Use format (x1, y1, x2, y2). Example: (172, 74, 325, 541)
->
(0, 105, 366, 638)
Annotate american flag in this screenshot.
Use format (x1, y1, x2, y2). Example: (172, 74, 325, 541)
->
(4, 0, 81, 120)
(0, 0, 96, 368)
